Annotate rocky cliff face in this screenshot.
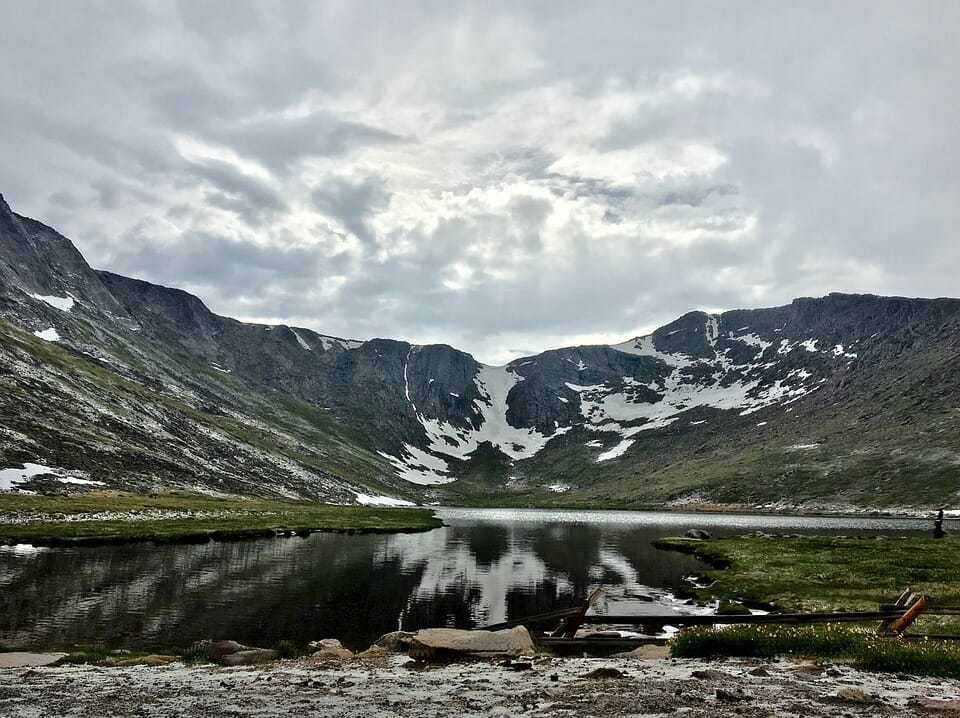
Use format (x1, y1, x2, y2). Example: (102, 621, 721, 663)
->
(1, 194, 959, 509)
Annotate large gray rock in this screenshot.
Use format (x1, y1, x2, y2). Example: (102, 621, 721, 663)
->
(408, 626, 534, 660)
(0, 652, 67, 668)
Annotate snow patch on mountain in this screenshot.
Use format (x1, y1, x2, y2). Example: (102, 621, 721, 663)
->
(29, 293, 75, 312)
(291, 329, 312, 351)
(384, 354, 572, 484)
(33, 327, 60, 342)
(596, 439, 634, 462)
(377, 444, 456, 486)
(353, 492, 417, 507)
(0, 462, 103, 492)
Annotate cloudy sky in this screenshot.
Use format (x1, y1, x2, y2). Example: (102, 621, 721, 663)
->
(2, 1, 958, 363)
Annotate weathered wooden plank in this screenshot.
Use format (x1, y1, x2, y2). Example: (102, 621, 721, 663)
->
(886, 595, 929, 635)
(574, 611, 903, 627)
(479, 606, 584, 632)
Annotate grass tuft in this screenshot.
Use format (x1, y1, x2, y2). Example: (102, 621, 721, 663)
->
(671, 624, 960, 679)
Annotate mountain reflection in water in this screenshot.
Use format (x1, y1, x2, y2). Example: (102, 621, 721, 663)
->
(0, 508, 929, 650)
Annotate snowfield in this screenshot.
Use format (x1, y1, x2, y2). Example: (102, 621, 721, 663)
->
(380, 316, 852, 484)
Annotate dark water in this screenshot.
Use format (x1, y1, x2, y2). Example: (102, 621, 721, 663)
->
(0, 508, 934, 651)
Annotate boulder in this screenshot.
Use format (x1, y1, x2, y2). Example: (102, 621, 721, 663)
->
(408, 626, 534, 660)
(0, 652, 67, 668)
(192, 640, 247, 662)
(684, 529, 711, 540)
(310, 639, 353, 661)
(220, 649, 278, 666)
(374, 631, 415, 652)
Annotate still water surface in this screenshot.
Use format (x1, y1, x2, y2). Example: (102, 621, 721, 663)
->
(0, 508, 933, 650)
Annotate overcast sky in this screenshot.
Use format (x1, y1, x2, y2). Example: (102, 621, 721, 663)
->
(2, 1, 958, 363)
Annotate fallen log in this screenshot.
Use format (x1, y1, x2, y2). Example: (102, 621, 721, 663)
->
(575, 611, 904, 627)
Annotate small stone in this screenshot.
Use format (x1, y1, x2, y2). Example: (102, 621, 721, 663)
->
(684, 529, 711, 540)
(791, 662, 824, 675)
(616, 644, 670, 660)
(550, 673, 559, 682)
(826, 667, 843, 677)
(310, 638, 353, 661)
(716, 688, 750, 703)
(748, 667, 770, 677)
(691, 669, 731, 681)
(836, 687, 869, 703)
(583, 667, 626, 679)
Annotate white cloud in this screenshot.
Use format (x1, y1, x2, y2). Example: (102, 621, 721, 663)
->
(1, 2, 958, 363)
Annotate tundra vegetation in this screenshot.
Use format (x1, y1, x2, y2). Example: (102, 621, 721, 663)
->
(0, 492, 442, 544)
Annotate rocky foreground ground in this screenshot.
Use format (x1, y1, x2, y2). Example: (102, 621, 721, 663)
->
(4, 652, 960, 717)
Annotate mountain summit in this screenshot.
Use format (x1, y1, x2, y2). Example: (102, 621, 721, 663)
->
(1, 196, 958, 510)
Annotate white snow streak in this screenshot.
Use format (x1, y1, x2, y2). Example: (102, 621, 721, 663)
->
(353, 492, 416, 507)
(32, 327, 60, 342)
(291, 329, 312, 351)
(29, 293, 75, 312)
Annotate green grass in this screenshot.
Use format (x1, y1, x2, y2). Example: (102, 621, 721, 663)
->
(655, 534, 960, 641)
(672, 624, 960, 679)
(0, 493, 442, 545)
(654, 535, 960, 612)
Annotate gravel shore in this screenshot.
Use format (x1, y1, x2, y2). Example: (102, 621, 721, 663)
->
(4, 653, 960, 717)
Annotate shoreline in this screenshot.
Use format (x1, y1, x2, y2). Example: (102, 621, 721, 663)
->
(3, 652, 958, 717)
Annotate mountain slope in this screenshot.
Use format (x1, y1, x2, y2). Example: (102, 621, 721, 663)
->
(1, 194, 958, 509)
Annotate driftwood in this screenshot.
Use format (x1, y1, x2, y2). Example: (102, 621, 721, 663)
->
(554, 588, 605, 638)
(885, 595, 929, 635)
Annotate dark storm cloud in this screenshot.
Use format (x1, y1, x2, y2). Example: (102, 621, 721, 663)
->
(218, 113, 404, 174)
(311, 176, 391, 245)
(1, 1, 958, 362)
(186, 158, 287, 226)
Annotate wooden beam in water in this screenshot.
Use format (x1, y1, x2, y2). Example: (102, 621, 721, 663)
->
(572, 610, 905, 626)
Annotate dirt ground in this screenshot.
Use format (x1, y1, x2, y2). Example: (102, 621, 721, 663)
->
(3, 653, 960, 717)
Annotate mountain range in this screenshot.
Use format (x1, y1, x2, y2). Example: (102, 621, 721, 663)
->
(2, 192, 958, 511)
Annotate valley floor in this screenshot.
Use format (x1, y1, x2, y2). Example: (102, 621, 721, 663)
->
(3, 653, 960, 717)
(0, 493, 442, 545)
